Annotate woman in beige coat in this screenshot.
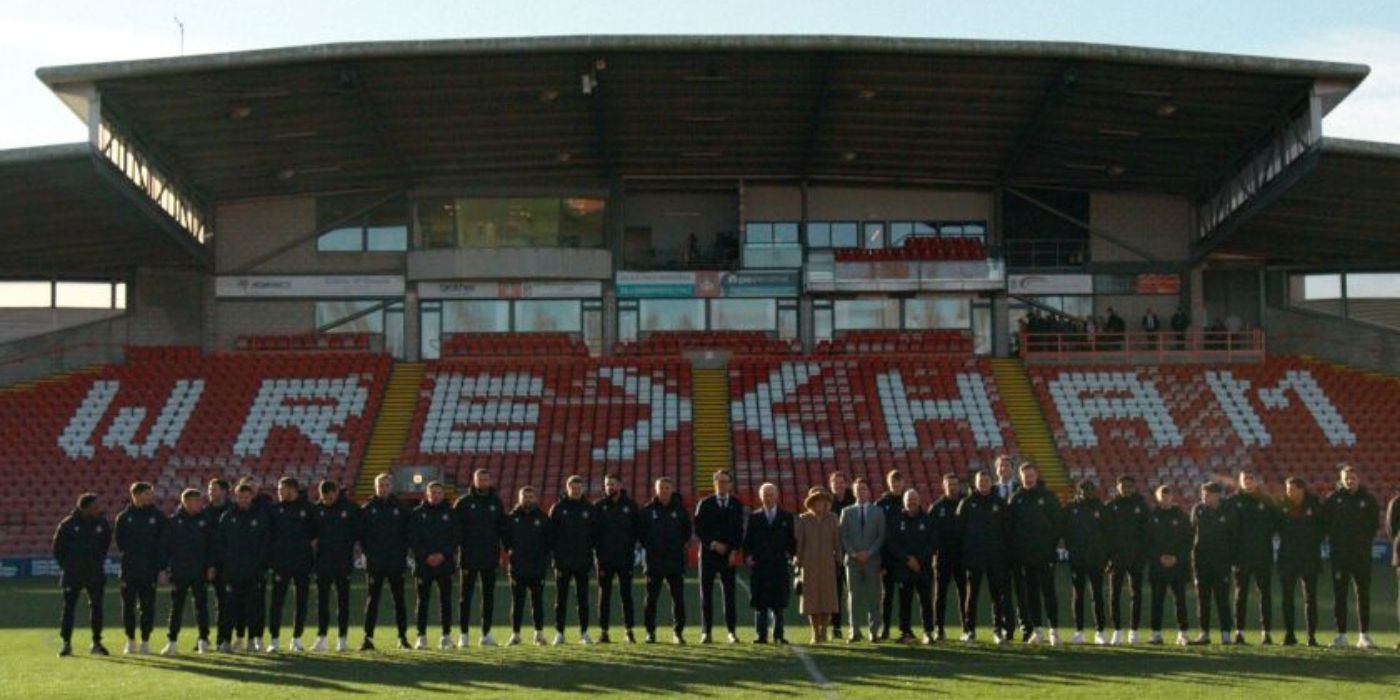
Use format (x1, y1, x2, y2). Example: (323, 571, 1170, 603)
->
(795, 487, 843, 643)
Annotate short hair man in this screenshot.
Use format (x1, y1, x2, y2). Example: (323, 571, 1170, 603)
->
(267, 477, 315, 653)
(827, 471, 854, 639)
(1226, 469, 1277, 645)
(507, 486, 553, 645)
(162, 488, 214, 655)
(1007, 463, 1062, 645)
(1324, 465, 1381, 649)
(695, 470, 745, 644)
(360, 473, 410, 651)
(873, 470, 906, 640)
(408, 481, 459, 650)
(838, 478, 885, 642)
(890, 489, 936, 644)
(1064, 480, 1107, 645)
(312, 480, 359, 652)
(1191, 482, 1233, 645)
(550, 475, 597, 645)
(1145, 485, 1191, 646)
(929, 473, 966, 641)
(53, 493, 112, 657)
(1277, 476, 1324, 646)
(1105, 475, 1149, 645)
(744, 483, 795, 644)
(115, 481, 166, 654)
(640, 477, 692, 644)
(453, 468, 507, 648)
(594, 473, 640, 643)
(959, 469, 1015, 644)
(216, 483, 272, 652)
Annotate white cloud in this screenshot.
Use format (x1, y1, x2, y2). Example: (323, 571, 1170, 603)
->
(1280, 27, 1400, 145)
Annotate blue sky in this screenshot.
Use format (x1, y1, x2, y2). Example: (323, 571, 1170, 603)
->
(3, 0, 1400, 148)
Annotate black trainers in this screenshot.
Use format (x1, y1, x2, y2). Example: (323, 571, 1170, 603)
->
(91, 642, 110, 656)
(753, 637, 768, 645)
(360, 638, 376, 651)
(58, 642, 73, 658)
(1307, 635, 1319, 647)
(1261, 633, 1273, 646)
(773, 636, 789, 645)
(644, 632, 656, 644)
(1282, 634, 1297, 647)
(397, 637, 411, 650)
(598, 631, 611, 644)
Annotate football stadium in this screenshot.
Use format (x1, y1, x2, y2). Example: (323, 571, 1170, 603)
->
(0, 34, 1398, 698)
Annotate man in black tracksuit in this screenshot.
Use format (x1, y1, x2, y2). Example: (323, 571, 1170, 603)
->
(1145, 485, 1191, 644)
(828, 470, 855, 639)
(1277, 477, 1324, 646)
(551, 476, 597, 643)
(53, 493, 111, 656)
(929, 474, 965, 640)
(115, 481, 166, 652)
(408, 481, 459, 648)
(639, 478, 692, 644)
(874, 470, 906, 640)
(360, 474, 410, 650)
(453, 469, 507, 647)
(1324, 465, 1380, 648)
(205, 478, 232, 647)
(1007, 463, 1062, 644)
(1064, 480, 1108, 643)
(505, 486, 553, 644)
(1388, 491, 1399, 652)
(594, 474, 640, 643)
(1190, 482, 1235, 644)
(233, 477, 275, 646)
(695, 470, 745, 643)
(1226, 470, 1278, 644)
(312, 481, 359, 650)
(217, 484, 272, 651)
(268, 477, 316, 650)
(1105, 475, 1149, 643)
(163, 489, 215, 653)
(959, 469, 1014, 643)
(887, 490, 937, 644)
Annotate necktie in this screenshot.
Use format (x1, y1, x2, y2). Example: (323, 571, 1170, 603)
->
(767, 509, 774, 524)
(860, 505, 866, 529)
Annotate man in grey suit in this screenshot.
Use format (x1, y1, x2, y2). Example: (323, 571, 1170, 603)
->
(839, 478, 886, 642)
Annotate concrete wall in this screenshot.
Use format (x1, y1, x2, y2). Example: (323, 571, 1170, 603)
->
(0, 315, 129, 386)
(1264, 303, 1400, 374)
(407, 248, 613, 281)
(743, 184, 802, 221)
(213, 300, 316, 350)
(806, 186, 990, 221)
(0, 308, 124, 345)
(1089, 192, 1191, 263)
(215, 196, 405, 275)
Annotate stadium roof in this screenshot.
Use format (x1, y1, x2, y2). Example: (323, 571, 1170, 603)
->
(36, 35, 1369, 204)
(1220, 138, 1400, 265)
(0, 144, 208, 277)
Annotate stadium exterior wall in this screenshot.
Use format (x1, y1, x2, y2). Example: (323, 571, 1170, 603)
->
(215, 197, 405, 275)
(1089, 192, 1191, 263)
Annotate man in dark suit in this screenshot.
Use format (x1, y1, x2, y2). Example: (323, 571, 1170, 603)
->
(695, 470, 745, 644)
(53, 493, 112, 657)
(743, 482, 795, 644)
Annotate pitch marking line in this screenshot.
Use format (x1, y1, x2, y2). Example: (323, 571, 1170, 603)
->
(736, 575, 839, 697)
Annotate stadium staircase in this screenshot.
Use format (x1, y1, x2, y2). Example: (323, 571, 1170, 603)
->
(355, 362, 424, 499)
(989, 358, 1071, 495)
(0, 364, 103, 395)
(690, 366, 733, 496)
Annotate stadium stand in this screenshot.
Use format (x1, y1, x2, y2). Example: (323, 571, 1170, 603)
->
(395, 358, 693, 506)
(814, 330, 973, 356)
(440, 332, 589, 358)
(1026, 356, 1400, 502)
(613, 331, 801, 357)
(833, 236, 986, 262)
(235, 333, 377, 352)
(728, 356, 1016, 507)
(0, 348, 390, 556)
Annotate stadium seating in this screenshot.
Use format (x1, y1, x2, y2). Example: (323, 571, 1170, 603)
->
(0, 348, 390, 556)
(815, 330, 974, 356)
(728, 356, 1015, 508)
(235, 333, 376, 352)
(1027, 357, 1400, 501)
(833, 236, 986, 262)
(614, 331, 801, 357)
(396, 358, 694, 507)
(440, 332, 589, 358)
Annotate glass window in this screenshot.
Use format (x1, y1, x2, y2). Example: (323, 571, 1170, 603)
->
(711, 299, 777, 331)
(813, 301, 834, 342)
(904, 297, 972, 329)
(115, 282, 127, 310)
(617, 301, 639, 343)
(831, 223, 859, 248)
(640, 299, 707, 331)
(317, 194, 408, 252)
(420, 301, 442, 360)
(807, 222, 831, 248)
(514, 300, 582, 332)
(442, 300, 511, 333)
(862, 222, 886, 250)
(0, 281, 52, 308)
(449, 197, 606, 249)
(745, 223, 773, 244)
(778, 301, 799, 340)
(317, 227, 363, 252)
(773, 222, 799, 245)
(316, 300, 386, 333)
(55, 282, 114, 309)
(1343, 273, 1400, 299)
(834, 299, 901, 330)
(560, 198, 606, 248)
(418, 198, 457, 248)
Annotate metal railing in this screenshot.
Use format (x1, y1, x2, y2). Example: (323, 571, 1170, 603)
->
(1004, 239, 1089, 268)
(1018, 329, 1266, 363)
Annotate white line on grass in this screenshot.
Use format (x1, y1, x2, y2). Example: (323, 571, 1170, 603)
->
(736, 575, 839, 698)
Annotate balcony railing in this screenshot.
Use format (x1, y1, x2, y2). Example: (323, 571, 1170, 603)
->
(1018, 329, 1265, 363)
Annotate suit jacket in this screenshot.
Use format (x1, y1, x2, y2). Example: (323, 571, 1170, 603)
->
(838, 502, 885, 569)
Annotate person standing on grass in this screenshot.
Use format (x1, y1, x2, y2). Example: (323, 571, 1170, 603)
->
(593, 474, 640, 644)
(266, 477, 315, 653)
(54, 492, 112, 657)
(930, 473, 966, 642)
(1276, 476, 1324, 647)
(1007, 462, 1062, 646)
(1324, 465, 1380, 649)
(887, 489, 936, 645)
(959, 469, 1014, 645)
(1226, 469, 1278, 645)
(695, 470, 745, 644)
(1387, 490, 1399, 652)
(453, 468, 507, 648)
(550, 475, 597, 645)
(744, 482, 795, 644)
(1064, 480, 1108, 645)
(360, 473, 411, 651)
(795, 487, 842, 644)
(992, 455, 1028, 641)
(639, 477, 692, 644)
(217, 482, 271, 652)
(828, 470, 854, 641)
(1105, 475, 1149, 645)
(205, 478, 233, 650)
(838, 478, 885, 642)
(115, 481, 166, 655)
(874, 470, 906, 640)
(311, 480, 358, 652)
(1190, 482, 1234, 646)
(505, 485, 553, 646)
(408, 481, 459, 650)
(1145, 485, 1191, 646)
(162, 488, 215, 655)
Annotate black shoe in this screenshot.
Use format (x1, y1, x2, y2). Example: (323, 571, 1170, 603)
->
(58, 643, 73, 658)
(360, 639, 376, 651)
(934, 629, 946, 642)
(753, 637, 768, 645)
(1261, 633, 1273, 646)
(774, 637, 789, 645)
(598, 632, 611, 644)
(833, 627, 843, 640)
(897, 633, 917, 645)
(397, 637, 411, 650)
(91, 642, 110, 656)
(1282, 634, 1296, 647)
(625, 630, 636, 644)
(644, 632, 656, 644)
(1307, 635, 1319, 648)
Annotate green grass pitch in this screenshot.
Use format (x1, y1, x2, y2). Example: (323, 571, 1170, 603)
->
(1, 565, 1396, 698)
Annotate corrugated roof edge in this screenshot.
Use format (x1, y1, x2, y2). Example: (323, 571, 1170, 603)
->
(1320, 137, 1400, 160)
(0, 143, 89, 168)
(34, 34, 1372, 85)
